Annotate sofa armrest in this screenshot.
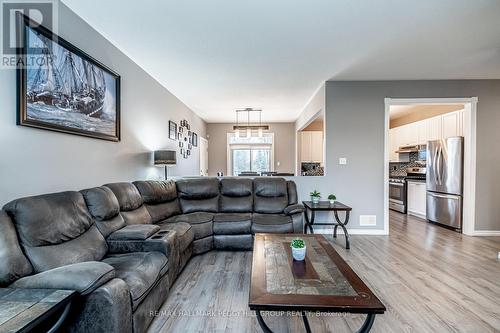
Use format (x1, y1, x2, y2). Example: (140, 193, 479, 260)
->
(284, 204, 305, 216)
(10, 261, 115, 296)
(107, 224, 160, 241)
(69, 278, 133, 333)
(107, 230, 173, 257)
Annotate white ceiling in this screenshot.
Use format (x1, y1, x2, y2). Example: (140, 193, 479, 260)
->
(389, 104, 464, 120)
(62, 0, 500, 123)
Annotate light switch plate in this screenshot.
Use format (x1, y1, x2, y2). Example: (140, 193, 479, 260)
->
(339, 157, 347, 165)
(360, 215, 377, 226)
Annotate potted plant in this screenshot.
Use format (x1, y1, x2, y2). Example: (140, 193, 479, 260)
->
(290, 238, 306, 261)
(328, 194, 337, 205)
(310, 190, 321, 204)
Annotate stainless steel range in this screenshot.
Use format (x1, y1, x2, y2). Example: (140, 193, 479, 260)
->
(389, 177, 407, 213)
(389, 167, 427, 214)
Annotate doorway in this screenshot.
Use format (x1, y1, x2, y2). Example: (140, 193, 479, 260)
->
(384, 98, 478, 236)
(200, 137, 208, 176)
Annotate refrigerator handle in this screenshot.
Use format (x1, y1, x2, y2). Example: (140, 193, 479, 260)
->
(433, 146, 439, 185)
(437, 146, 443, 185)
(428, 192, 460, 200)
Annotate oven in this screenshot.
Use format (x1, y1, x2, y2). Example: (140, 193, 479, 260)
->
(389, 178, 407, 213)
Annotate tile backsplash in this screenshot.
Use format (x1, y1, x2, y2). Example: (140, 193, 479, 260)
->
(389, 152, 425, 177)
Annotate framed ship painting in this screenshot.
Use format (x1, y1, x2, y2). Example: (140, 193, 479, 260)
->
(16, 14, 121, 141)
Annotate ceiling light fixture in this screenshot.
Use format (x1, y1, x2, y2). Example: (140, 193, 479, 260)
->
(233, 108, 269, 138)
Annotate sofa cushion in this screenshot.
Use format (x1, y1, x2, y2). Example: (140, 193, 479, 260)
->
(133, 180, 178, 204)
(176, 178, 219, 213)
(104, 183, 144, 211)
(253, 178, 288, 214)
(168, 212, 214, 240)
(251, 213, 293, 233)
(103, 252, 168, 310)
(0, 210, 32, 286)
(25, 226, 108, 273)
(134, 180, 181, 223)
(107, 225, 161, 241)
(81, 186, 120, 221)
(81, 186, 126, 238)
(219, 178, 253, 213)
(120, 206, 152, 225)
(4, 192, 108, 273)
(157, 222, 194, 252)
(213, 213, 252, 235)
(3, 191, 94, 247)
(11, 261, 115, 296)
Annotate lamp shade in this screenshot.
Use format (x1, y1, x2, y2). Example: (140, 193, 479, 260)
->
(154, 150, 176, 165)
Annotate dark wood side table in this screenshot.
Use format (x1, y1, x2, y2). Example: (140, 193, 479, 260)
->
(302, 201, 353, 249)
(0, 288, 76, 333)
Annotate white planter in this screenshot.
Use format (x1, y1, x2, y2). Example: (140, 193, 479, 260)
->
(311, 197, 320, 204)
(292, 246, 306, 261)
(329, 199, 336, 204)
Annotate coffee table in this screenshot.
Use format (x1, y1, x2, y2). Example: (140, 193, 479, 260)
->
(249, 234, 385, 333)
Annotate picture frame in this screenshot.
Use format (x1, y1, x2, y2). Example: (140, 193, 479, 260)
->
(169, 121, 177, 140)
(192, 133, 198, 147)
(16, 14, 121, 142)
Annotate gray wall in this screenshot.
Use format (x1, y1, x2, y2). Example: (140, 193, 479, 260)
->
(290, 80, 500, 231)
(0, 4, 206, 205)
(206, 123, 296, 176)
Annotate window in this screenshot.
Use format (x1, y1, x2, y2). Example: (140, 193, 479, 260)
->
(227, 133, 274, 176)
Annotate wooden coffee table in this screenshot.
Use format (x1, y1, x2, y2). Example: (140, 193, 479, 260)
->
(249, 234, 385, 333)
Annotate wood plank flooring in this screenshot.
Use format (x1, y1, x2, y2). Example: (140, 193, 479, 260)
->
(148, 212, 500, 333)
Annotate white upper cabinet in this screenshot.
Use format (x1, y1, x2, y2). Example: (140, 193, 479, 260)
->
(300, 131, 323, 164)
(417, 120, 428, 145)
(442, 111, 462, 139)
(427, 115, 442, 141)
(398, 123, 419, 146)
(389, 110, 465, 162)
(310, 131, 323, 163)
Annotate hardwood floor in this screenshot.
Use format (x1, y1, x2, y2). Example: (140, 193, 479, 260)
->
(148, 212, 500, 333)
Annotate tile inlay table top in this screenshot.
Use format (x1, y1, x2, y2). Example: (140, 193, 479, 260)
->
(249, 233, 385, 332)
(0, 288, 76, 333)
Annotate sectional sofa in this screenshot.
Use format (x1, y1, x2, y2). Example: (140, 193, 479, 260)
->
(0, 177, 304, 333)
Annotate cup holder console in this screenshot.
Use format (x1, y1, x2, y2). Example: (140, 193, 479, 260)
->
(149, 230, 170, 240)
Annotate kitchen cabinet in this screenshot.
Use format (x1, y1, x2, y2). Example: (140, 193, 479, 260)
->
(442, 111, 461, 139)
(427, 115, 442, 141)
(407, 181, 426, 218)
(300, 131, 323, 163)
(417, 120, 428, 145)
(398, 122, 419, 146)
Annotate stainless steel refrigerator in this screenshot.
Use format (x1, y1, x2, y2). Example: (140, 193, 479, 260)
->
(426, 137, 464, 230)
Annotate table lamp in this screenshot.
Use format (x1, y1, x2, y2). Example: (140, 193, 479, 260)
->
(154, 150, 176, 180)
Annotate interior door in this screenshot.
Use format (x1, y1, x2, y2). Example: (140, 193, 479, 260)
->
(199, 137, 208, 176)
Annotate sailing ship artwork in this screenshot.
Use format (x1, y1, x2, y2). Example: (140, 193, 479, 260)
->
(17, 16, 120, 141)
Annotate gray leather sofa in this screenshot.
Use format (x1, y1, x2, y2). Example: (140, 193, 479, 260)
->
(0, 177, 303, 333)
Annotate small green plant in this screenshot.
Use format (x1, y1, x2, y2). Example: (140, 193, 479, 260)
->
(328, 194, 337, 200)
(291, 238, 305, 249)
(310, 190, 321, 198)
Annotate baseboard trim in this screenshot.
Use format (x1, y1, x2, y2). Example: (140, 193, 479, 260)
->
(311, 228, 389, 236)
(469, 230, 500, 236)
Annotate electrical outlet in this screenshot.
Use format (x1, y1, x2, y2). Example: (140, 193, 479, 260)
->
(360, 215, 377, 226)
(498, 252, 500, 260)
(339, 157, 347, 165)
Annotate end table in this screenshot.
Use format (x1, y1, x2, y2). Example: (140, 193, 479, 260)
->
(302, 201, 353, 249)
